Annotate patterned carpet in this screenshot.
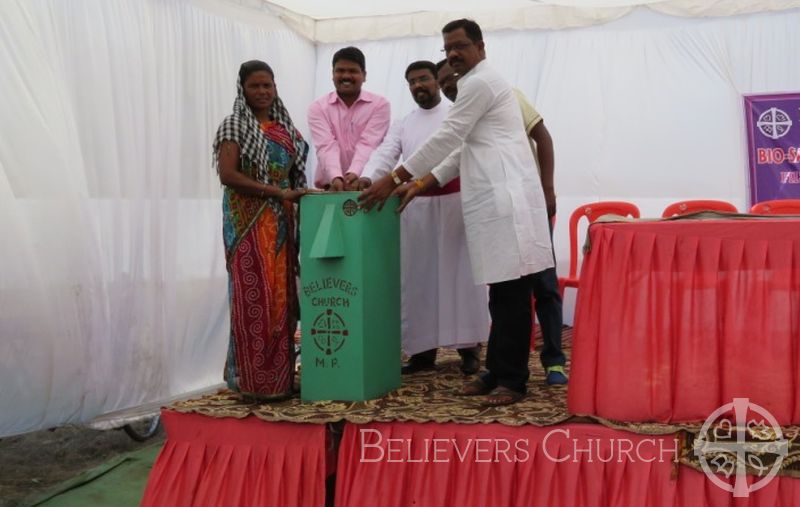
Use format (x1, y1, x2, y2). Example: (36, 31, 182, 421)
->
(171, 327, 574, 427)
(168, 327, 800, 478)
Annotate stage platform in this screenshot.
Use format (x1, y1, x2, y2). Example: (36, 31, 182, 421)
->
(140, 329, 800, 506)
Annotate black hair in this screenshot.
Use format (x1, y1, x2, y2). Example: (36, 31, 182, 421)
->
(239, 60, 274, 84)
(435, 59, 449, 73)
(332, 46, 366, 71)
(405, 60, 437, 80)
(441, 18, 483, 43)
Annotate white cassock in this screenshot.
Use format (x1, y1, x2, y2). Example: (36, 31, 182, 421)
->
(363, 101, 489, 356)
(404, 60, 554, 285)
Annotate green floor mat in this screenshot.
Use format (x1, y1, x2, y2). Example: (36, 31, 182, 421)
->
(25, 444, 161, 507)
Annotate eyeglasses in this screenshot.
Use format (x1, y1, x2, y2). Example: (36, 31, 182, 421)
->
(407, 75, 433, 86)
(441, 41, 473, 53)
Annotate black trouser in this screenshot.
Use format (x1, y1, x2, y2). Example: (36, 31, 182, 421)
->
(481, 269, 565, 393)
(535, 219, 566, 370)
(532, 267, 566, 369)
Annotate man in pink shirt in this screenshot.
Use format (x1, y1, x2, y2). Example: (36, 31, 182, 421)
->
(307, 47, 391, 190)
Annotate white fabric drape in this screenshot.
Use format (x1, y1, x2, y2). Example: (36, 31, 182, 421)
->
(312, 7, 800, 323)
(261, 0, 800, 43)
(3, 1, 799, 437)
(0, 0, 315, 436)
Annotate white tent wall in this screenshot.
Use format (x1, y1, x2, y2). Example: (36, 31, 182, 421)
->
(2, 0, 798, 437)
(312, 7, 800, 323)
(0, 0, 315, 436)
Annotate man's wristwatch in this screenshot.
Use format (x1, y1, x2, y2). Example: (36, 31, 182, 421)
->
(390, 169, 403, 186)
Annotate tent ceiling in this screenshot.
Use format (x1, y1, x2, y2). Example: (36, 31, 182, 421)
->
(247, 0, 800, 42)
(263, 0, 658, 20)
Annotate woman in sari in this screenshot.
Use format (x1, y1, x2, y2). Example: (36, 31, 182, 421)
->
(214, 60, 309, 400)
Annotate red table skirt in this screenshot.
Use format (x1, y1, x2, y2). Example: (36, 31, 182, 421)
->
(568, 219, 800, 424)
(140, 411, 327, 507)
(334, 421, 799, 506)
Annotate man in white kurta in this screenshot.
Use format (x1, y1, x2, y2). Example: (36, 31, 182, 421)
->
(360, 61, 488, 375)
(436, 60, 567, 385)
(359, 19, 553, 406)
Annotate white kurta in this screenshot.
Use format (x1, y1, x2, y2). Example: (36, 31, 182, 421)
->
(363, 102, 489, 355)
(404, 60, 554, 285)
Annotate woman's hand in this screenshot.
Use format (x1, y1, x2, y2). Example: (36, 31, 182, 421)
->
(282, 188, 320, 202)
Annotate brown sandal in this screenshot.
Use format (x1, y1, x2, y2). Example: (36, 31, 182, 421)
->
(482, 386, 525, 406)
(458, 378, 493, 396)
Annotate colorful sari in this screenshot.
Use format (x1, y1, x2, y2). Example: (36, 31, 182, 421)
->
(222, 121, 302, 399)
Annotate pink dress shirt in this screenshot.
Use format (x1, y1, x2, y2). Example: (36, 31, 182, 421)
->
(307, 90, 391, 188)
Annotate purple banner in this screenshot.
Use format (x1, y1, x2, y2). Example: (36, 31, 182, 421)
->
(744, 93, 800, 205)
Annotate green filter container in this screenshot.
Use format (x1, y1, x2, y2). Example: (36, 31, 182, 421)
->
(299, 192, 400, 401)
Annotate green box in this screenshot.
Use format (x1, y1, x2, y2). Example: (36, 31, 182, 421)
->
(299, 192, 401, 401)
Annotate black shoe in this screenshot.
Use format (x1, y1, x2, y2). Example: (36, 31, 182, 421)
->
(401, 361, 436, 375)
(457, 345, 481, 375)
(402, 350, 437, 375)
(459, 355, 480, 375)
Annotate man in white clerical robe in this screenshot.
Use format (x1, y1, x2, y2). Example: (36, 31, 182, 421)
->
(360, 60, 487, 375)
(360, 19, 553, 406)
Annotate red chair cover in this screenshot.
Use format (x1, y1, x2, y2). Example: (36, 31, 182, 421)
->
(750, 199, 800, 215)
(558, 201, 640, 297)
(662, 200, 738, 217)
